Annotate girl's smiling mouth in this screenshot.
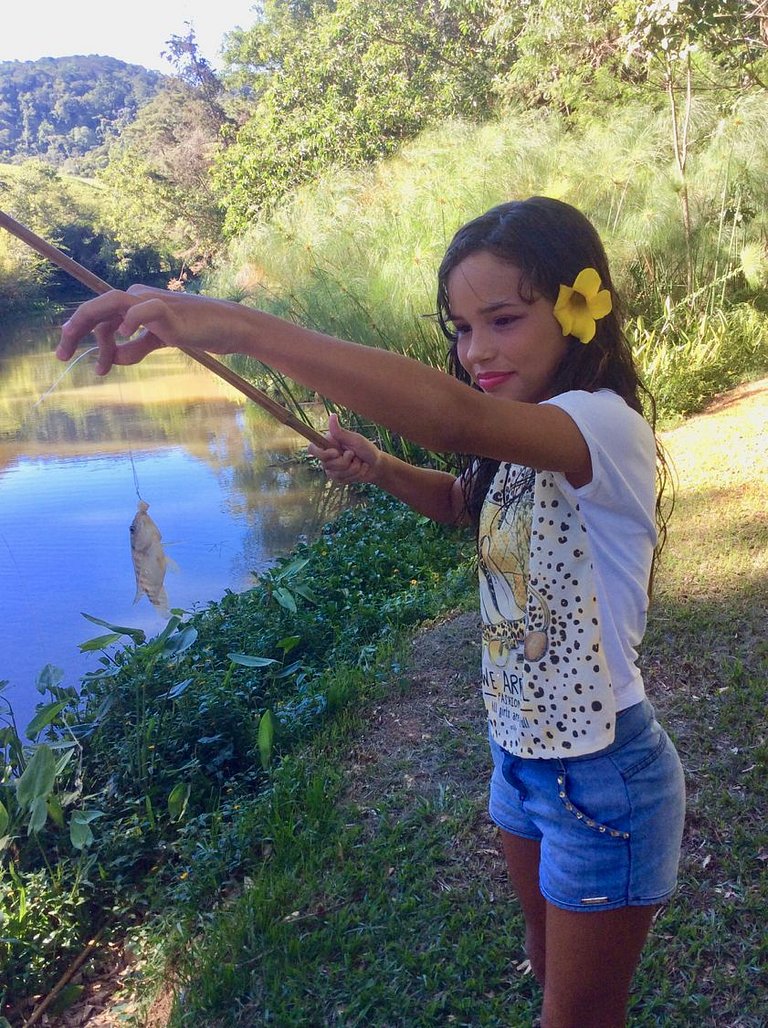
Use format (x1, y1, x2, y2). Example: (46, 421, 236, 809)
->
(476, 371, 515, 392)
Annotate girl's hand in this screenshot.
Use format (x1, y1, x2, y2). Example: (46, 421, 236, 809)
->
(307, 414, 382, 486)
(56, 286, 243, 375)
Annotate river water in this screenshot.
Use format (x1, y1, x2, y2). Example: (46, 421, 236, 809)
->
(0, 312, 339, 732)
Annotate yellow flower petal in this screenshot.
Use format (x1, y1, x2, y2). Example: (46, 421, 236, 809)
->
(553, 285, 575, 336)
(589, 288, 613, 318)
(572, 267, 602, 298)
(553, 269, 611, 343)
(554, 283, 574, 310)
(570, 312, 597, 344)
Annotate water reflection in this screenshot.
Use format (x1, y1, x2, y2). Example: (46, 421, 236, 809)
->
(0, 316, 340, 730)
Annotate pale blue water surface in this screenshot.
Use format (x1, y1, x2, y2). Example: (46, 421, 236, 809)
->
(0, 314, 337, 732)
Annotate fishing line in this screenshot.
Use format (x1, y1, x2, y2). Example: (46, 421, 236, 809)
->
(0, 529, 22, 575)
(116, 376, 145, 503)
(32, 345, 99, 408)
(31, 342, 145, 502)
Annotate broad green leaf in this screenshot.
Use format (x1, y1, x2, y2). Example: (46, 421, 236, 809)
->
(80, 612, 146, 645)
(26, 701, 68, 739)
(0, 729, 24, 774)
(0, 726, 18, 747)
(258, 709, 276, 770)
(16, 745, 56, 809)
(273, 587, 297, 613)
(273, 557, 309, 582)
(168, 678, 194, 699)
(35, 664, 64, 694)
(161, 626, 198, 659)
(167, 782, 191, 822)
(292, 584, 318, 604)
(28, 795, 48, 834)
(0, 800, 8, 836)
(274, 660, 303, 680)
(145, 794, 156, 830)
(227, 653, 278, 668)
(54, 747, 77, 777)
(79, 633, 123, 653)
(156, 615, 183, 643)
(277, 635, 301, 655)
(69, 811, 94, 849)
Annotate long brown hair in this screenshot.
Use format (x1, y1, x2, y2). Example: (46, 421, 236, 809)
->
(437, 197, 672, 574)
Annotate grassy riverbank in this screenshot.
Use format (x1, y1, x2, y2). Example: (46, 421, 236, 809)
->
(0, 492, 476, 1024)
(19, 378, 761, 1028)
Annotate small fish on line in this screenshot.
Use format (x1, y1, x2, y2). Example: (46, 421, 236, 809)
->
(129, 500, 178, 615)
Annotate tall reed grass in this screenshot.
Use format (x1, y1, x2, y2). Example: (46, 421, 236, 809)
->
(205, 95, 768, 434)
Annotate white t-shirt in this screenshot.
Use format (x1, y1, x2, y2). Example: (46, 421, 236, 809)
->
(479, 389, 657, 758)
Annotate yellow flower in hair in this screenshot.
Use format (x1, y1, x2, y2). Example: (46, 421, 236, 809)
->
(553, 268, 612, 344)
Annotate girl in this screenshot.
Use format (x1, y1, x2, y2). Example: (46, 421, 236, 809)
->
(57, 196, 686, 1027)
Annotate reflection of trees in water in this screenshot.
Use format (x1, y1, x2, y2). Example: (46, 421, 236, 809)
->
(6, 400, 243, 446)
(236, 477, 354, 574)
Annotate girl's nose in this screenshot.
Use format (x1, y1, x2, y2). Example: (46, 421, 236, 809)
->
(463, 326, 495, 365)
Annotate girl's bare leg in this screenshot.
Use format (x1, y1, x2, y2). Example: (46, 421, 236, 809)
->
(540, 902, 655, 1028)
(499, 827, 656, 1026)
(498, 829, 547, 985)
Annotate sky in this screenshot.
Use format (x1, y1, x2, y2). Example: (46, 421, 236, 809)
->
(0, 0, 259, 73)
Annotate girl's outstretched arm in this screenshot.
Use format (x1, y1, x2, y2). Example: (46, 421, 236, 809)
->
(57, 286, 589, 480)
(309, 415, 467, 526)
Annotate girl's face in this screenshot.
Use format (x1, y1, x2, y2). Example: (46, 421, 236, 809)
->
(447, 250, 568, 404)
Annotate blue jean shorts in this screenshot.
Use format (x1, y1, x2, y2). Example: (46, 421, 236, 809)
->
(488, 699, 686, 912)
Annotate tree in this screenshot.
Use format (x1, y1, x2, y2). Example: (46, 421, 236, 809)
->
(0, 56, 162, 168)
(214, 0, 503, 233)
(99, 80, 226, 270)
(491, 0, 640, 116)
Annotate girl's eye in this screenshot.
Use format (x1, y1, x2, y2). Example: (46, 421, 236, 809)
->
(453, 323, 470, 338)
(493, 315, 519, 329)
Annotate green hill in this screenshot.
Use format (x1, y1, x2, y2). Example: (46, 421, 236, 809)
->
(0, 55, 163, 168)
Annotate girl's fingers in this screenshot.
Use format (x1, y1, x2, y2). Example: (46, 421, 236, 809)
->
(58, 291, 175, 368)
(307, 444, 340, 460)
(58, 291, 136, 361)
(92, 323, 118, 376)
(116, 297, 177, 341)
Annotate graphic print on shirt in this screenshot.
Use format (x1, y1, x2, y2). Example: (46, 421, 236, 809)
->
(478, 465, 551, 737)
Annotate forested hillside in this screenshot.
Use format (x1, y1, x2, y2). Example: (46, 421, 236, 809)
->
(0, 55, 162, 166)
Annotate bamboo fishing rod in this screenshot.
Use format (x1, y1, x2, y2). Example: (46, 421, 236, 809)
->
(0, 209, 329, 447)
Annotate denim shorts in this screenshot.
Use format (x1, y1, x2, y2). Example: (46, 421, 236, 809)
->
(488, 699, 686, 912)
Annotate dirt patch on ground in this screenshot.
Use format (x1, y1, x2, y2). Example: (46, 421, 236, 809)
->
(344, 610, 484, 807)
(341, 610, 509, 893)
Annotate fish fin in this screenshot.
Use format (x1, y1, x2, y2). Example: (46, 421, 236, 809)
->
(165, 556, 180, 574)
